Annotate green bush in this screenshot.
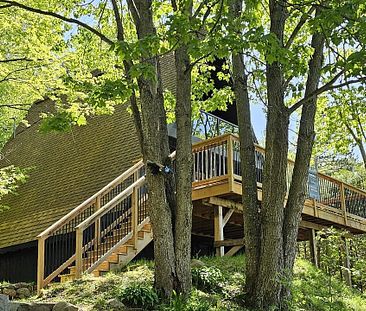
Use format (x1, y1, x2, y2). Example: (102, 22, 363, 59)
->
(116, 283, 159, 310)
(192, 266, 224, 293)
(160, 290, 216, 311)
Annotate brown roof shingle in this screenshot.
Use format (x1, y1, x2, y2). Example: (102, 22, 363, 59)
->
(0, 100, 141, 249)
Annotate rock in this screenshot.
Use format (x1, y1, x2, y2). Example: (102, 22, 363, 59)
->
(52, 302, 78, 311)
(191, 259, 205, 268)
(16, 288, 31, 299)
(13, 284, 27, 291)
(2, 289, 16, 299)
(0, 294, 9, 311)
(9, 302, 54, 311)
(106, 298, 125, 310)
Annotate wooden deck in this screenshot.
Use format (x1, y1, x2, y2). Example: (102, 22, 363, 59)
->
(190, 134, 366, 248)
(37, 133, 366, 290)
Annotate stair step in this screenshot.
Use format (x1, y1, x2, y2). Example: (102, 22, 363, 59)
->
(59, 273, 76, 283)
(58, 221, 152, 284)
(143, 223, 152, 231)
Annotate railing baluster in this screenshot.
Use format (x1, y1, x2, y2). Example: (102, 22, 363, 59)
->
(132, 181, 139, 249)
(227, 136, 234, 190)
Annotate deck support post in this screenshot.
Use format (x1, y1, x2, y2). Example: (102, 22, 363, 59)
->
(214, 205, 224, 257)
(309, 229, 319, 268)
(37, 237, 45, 294)
(341, 237, 352, 287)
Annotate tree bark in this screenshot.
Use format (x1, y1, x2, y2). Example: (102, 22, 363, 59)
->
(282, 7, 325, 304)
(126, 0, 178, 297)
(257, 0, 289, 308)
(229, 1, 261, 307)
(283, 9, 325, 276)
(174, 44, 193, 295)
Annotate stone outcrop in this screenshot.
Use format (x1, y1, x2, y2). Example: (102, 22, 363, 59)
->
(0, 295, 79, 311)
(0, 284, 33, 300)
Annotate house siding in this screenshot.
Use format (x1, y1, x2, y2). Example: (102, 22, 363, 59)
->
(0, 241, 37, 283)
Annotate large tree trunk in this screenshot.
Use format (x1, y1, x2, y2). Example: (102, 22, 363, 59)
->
(229, 1, 261, 307)
(174, 43, 193, 295)
(126, 0, 194, 297)
(256, 0, 289, 308)
(283, 19, 325, 296)
(126, 0, 178, 297)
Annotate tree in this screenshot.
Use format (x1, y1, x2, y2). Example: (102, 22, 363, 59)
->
(0, 165, 28, 211)
(0, 0, 225, 298)
(315, 88, 366, 169)
(227, 0, 366, 309)
(0, 4, 70, 146)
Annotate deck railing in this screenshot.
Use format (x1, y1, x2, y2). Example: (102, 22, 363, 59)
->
(74, 175, 148, 277)
(192, 133, 366, 221)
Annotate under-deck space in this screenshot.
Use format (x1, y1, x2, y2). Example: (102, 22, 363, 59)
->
(190, 134, 366, 254)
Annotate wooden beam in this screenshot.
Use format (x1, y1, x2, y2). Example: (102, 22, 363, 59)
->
(205, 197, 243, 211)
(223, 209, 234, 226)
(299, 220, 326, 231)
(225, 245, 244, 257)
(214, 238, 245, 248)
(309, 229, 319, 268)
(340, 183, 348, 226)
(192, 231, 214, 239)
(37, 237, 45, 294)
(214, 205, 224, 257)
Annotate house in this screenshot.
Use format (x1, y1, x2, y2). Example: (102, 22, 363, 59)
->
(1, 55, 366, 292)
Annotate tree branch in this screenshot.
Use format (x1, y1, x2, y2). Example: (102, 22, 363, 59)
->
(0, 0, 113, 45)
(0, 57, 35, 63)
(285, 5, 315, 49)
(110, 0, 124, 41)
(288, 70, 344, 113)
(0, 104, 30, 111)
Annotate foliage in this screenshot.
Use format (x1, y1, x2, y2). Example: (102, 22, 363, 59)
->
(160, 289, 218, 311)
(192, 266, 224, 293)
(314, 89, 366, 168)
(115, 283, 159, 310)
(298, 228, 366, 294)
(25, 255, 366, 310)
(291, 259, 366, 311)
(0, 165, 28, 211)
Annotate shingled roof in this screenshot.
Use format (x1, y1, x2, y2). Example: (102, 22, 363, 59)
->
(0, 100, 141, 249)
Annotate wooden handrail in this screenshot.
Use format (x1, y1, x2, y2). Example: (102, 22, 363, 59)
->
(192, 133, 231, 150)
(37, 160, 144, 238)
(76, 177, 145, 231)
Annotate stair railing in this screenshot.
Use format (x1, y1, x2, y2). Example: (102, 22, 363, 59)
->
(73, 151, 176, 277)
(74, 175, 148, 277)
(37, 160, 144, 292)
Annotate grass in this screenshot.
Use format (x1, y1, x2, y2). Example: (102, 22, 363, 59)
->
(27, 256, 366, 310)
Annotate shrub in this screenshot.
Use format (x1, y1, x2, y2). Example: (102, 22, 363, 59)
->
(116, 283, 159, 310)
(160, 290, 215, 311)
(192, 266, 224, 293)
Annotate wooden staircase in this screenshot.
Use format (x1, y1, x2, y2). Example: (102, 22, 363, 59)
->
(60, 222, 152, 282)
(36, 158, 159, 293)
